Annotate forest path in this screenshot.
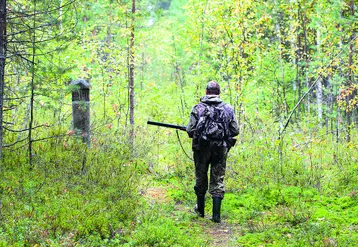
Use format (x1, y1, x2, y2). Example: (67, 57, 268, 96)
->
(144, 186, 239, 246)
(202, 221, 236, 247)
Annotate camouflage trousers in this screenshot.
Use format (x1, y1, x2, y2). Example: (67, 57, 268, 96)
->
(193, 144, 228, 198)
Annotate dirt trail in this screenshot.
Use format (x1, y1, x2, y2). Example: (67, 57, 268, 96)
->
(145, 187, 170, 203)
(144, 186, 238, 247)
(205, 221, 236, 246)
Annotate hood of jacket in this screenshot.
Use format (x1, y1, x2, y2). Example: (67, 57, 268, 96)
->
(200, 95, 222, 104)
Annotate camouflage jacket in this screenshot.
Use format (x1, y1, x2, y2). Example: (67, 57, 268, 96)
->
(186, 95, 239, 150)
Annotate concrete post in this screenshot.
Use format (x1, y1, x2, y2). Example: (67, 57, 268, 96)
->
(71, 79, 90, 145)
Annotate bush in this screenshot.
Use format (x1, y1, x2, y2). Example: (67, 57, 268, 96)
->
(0, 136, 141, 246)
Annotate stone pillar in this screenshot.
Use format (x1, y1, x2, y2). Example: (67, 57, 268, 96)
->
(72, 79, 90, 145)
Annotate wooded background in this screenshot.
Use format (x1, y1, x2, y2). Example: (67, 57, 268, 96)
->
(0, 0, 357, 246)
(0, 0, 356, 159)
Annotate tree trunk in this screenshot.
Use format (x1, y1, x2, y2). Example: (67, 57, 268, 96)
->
(324, 77, 332, 135)
(129, 0, 135, 143)
(0, 0, 6, 162)
(296, 3, 302, 119)
(316, 19, 323, 125)
(316, 78, 323, 124)
(274, 0, 289, 117)
(346, 0, 355, 142)
(302, 11, 310, 115)
(29, 0, 36, 166)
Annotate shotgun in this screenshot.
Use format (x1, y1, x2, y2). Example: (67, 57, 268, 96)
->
(147, 121, 186, 131)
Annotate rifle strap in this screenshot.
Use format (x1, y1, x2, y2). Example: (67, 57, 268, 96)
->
(176, 130, 193, 161)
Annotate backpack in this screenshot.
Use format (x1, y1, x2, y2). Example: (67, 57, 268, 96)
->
(196, 103, 230, 143)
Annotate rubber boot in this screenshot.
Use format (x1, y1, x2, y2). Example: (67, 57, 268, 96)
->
(194, 195, 205, 217)
(212, 197, 222, 223)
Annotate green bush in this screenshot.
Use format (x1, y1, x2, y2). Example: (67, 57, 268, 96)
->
(0, 136, 142, 246)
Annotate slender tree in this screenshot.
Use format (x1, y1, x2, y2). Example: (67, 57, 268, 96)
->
(0, 0, 76, 159)
(315, 3, 323, 125)
(346, 0, 355, 142)
(28, 0, 36, 166)
(129, 0, 135, 143)
(0, 0, 5, 162)
(295, 2, 303, 119)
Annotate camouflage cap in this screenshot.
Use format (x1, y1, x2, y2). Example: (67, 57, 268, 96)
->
(206, 81, 220, 95)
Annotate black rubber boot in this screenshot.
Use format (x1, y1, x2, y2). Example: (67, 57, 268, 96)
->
(194, 195, 205, 217)
(212, 197, 222, 223)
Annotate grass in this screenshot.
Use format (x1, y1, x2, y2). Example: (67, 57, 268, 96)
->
(0, 124, 357, 246)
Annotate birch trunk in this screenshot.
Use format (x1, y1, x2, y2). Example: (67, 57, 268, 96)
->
(315, 12, 323, 125)
(316, 78, 323, 123)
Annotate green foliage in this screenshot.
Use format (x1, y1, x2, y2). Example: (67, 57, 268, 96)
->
(148, 114, 358, 246)
(221, 185, 358, 246)
(1, 0, 357, 246)
(124, 216, 208, 246)
(0, 136, 142, 246)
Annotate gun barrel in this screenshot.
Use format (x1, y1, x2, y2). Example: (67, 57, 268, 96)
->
(147, 121, 186, 131)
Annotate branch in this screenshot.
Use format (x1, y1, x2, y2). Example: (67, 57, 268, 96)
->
(32, 134, 66, 143)
(3, 124, 49, 132)
(2, 137, 27, 148)
(9, 51, 35, 64)
(7, 0, 76, 20)
(279, 76, 319, 137)
(2, 134, 66, 149)
(4, 94, 39, 100)
(6, 23, 53, 37)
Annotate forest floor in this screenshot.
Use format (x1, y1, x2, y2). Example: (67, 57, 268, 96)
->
(144, 185, 239, 246)
(140, 168, 358, 247)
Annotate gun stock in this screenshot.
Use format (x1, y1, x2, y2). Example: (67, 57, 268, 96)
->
(147, 121, 186, 131)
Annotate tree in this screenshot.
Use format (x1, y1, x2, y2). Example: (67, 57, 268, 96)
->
(1, 0, 76, 162)
(0, 0, 5, 162)
(129, 0, 135, 144)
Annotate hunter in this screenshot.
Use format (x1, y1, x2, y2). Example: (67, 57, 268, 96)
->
(186, 81, 239, 223)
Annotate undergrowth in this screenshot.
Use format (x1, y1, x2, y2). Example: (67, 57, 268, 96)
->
(1, 120, 357, 246)
(0, 135, 142, 246)
(145, 120, 358, 246)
